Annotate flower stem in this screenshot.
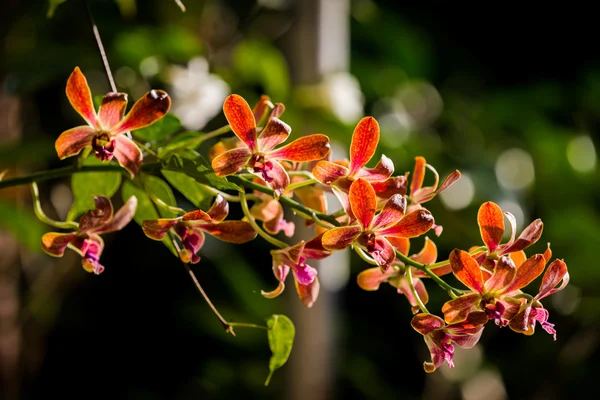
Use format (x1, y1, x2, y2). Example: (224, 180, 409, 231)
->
(239, 191, 288, 249)
(30, 182, 79, 230)
(286, 178, 318, 192)
(407, 266, 429, 313)
(395, 250, 461, 298)
(228, 321, 268, 330)
(84, 0, 117, 93)
(354, 246, 378, 265)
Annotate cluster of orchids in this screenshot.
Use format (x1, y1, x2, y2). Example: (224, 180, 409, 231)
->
(20, 67, 569, 373)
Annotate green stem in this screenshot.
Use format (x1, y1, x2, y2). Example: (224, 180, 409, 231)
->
(0, 162, 161, 190)
(228, 321, 268, 330)
(164, 125, 232, 153)
(286, 178, 318, 192)
(30, 182, 79, 230)
(354, 246, 378, 265)
(133, 140, 158, 157)
(230, 176, 340, 227)
(395, 250, 461, 298)
(407, 265, 429, 313)
(239, 191, 288, 249)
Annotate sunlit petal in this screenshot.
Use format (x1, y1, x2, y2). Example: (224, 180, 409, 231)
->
(354, 155, 394, 181)
(98, 92, 128, 130)
(349, 116, 380, 175)
(66, 67, 98, 128)
(441, 292, 482, 324)
(211, 147, 252, 176)
(142, 218, 179, 240)
(378, 209, 434, 238)
(95, 195, 137, 234)
(504, 254, 545, 293)
(114, 90, 171, 134)
(411, 313, 445, 335)
(450, 249, 484, 293)
(501, 219, 544, 254)
(296, 276, 320, 308)
(410, 156, 426, 194)
(322, 225, 362, 250)
(223, 94, 257, 150)
(312, 160, 349, 185)
(484, 255, 516, 292)
(357, 266, 395, 291)
(411, 237, 437, 265)
(370, 175, 408, 199)
(41, 232, 77, 257)
(536, 259, 569, 301)
(199, 220, 257, 243)
(55, 126, 95, 159)
(349, 178, 376, 229)
(371, 194, 406, 230)
(112, 135, 143, 177)
(257, 117, 291, 152)
(268, 134, 330, 162)
(477, 201, 505, 252)
(206, 195, 229, 222)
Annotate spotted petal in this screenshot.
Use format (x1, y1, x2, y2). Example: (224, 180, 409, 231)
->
(441, 292, 482, 324)
(411, 313, 445, 336)
(113, 135, 143, 177)
(371, 194, 406, 230)
(410, 156, 426, 194)
(370, 175, 408, 199)
(378, 209, 434, 238)
(312, 161, 349, 185)
(411, 237, 438, 266)
(349, 116, 380, 175)
(357, 266, 396, 291)
(41, 232, 77, 257)
(211, 147, 252, 176)
(98, 92, 128, 130)
(55, 126, 95, 159)
(114, 90, 171, 135)
(354, 155, 394, 182)
(268, 134, 331, 162)
(66, 67, 98, 128)
(500, 219, 544, 255)
(450, 249, 484, 293)
(485, 255, 516, 292)
(263, 160, 291, 198)
(257, 117, 291, 152)
(94, 195, 137, 234)
(223, 94, 257, 151)
(349, 178, 376, 229)
(142, 218, 179, 240)
(322, 225, 362, 250)
(206, 195, 229, 222)
(504, 254, 545, 293)
(364, 236, 396, 270)
(536, 259, 569, 301)
(199, 220, 257, 243)
(477, 202, 505, 253)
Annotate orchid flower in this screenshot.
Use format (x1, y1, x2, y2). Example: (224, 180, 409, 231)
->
(411, 311, 488, 373)
(322, 178, 434, 270)
(249, 178, 295, 237)
(41, 195, 137, 274)
(473, 201, 544, 270)
(141, 195, 257, 264)
(441, 248, 566, 329)
(357, 237, 451, 313)
(211, 94, 331, 196)
(55, 67, 171, 177)
(262, 234, 331, 307)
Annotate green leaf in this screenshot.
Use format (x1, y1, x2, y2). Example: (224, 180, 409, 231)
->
(67, 158, 122, 221)
(133, 113, 182, 142)
(157, 131, 202, 159)
(161, 169, 213, 210)
(162, 155, 241, 192)
(0, 198, 46, 252)
(121, 177, 177, 255)
(265, 314, 295, 386)
(47, 0, 68, 18)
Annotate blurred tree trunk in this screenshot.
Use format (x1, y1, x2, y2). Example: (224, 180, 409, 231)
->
(281, 1, 350, 399)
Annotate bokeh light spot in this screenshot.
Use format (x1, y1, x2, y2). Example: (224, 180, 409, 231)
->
(495, 148, 535, 190)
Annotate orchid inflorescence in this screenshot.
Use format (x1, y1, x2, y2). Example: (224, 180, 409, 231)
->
(7, 66, 570, 376)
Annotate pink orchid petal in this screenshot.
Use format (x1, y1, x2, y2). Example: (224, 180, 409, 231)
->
(500, 219, 544, 255)
(262, 159, 290, 197)
(268, 134, 331, 162)
(114, 90, 171, 134)
(372, 194, 406, 230)
(296, 276, 320, 308)
(312, 161, 349, 185)
(357, 267, 396, 291)
(422, 331, 453, 373)
(411, 313, 445, 335)
(223, 94, 257, 151)
(142, 218, 179, 240)
(94, 195, 137, 234)
(41, 232, 77, 257)
(477, 202, 505, 253)
(364, 236, 396, 270)
(199, 220, 257, 243)
(257, 117, 291, 152)
(536, 259, 569, 301)
(378, 209, 434, 238)
(112, 135, 143, 177)
(349, 116, 380, 175)
(322, 225, 362, 250)
(78, 196, 112, 232)
(55, 126, 95, 159)
(98, 92, 127, 130)
(410, 156, 426, 194)
(504, 254, 546, 293)
(441, 292, 482, 324)
(211, 147, 252, 176)
(349, 178, 376, 230)
(484, 255, 517, 292)
(207, 195, 229, 222)
(354, 155, 394, 181)
(450, 249, 485, 293)
(292, 261, 317, 286)
(66, 67, 98, 128)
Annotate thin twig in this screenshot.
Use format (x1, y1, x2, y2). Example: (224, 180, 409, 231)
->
(84, 0, 117, 93)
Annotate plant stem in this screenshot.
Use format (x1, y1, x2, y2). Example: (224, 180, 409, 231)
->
(30, 182, 79, 230)
(395, 250, 461, 298)
(239, 191, 288, 249)
(228, 322, 268, 330)
(84, 0, 117, 93)
(354, 246, 378, 265)
(286, 178, 318, 192)
(164, 125, 232, 153)
(407, 265, 429, 313)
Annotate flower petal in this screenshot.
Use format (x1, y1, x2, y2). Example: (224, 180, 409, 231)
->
(95, 195, 137, 234)
(509, 250, 527, 268)
(41, 232, 77, 257)
(312, 161, 349, 185)
(372, 194, 406, 230)
(261, 282, 286, 299)
(388, 236, 410, 256)
(257, 117, 291, 152)
(114, 90, 171, 134)
(223, 94, 257, 150)
(349, 178, 376, 230)
(98, 92, 128, 130)
(322, 225, 362, 250)
(378, 209, 434, 238)
(55, 126, 95, 159)
(501, 219, 544, 254)
(357, 266, 396, 291)
(354, 155, 394, 182)
(112, 135, 143, 177)
(199, 220, 257, 243)
(411, 237, 438, 265)
(441, 292, 482, 324)
(536, 259, 569, 301)
(268, 134, 331, 162)
(394, 276, 429, 314)
(66, 67, 98, 128)
(445, 311, 488, 338)
(349, 116, 380, 175)
(207, 195, 229, 222)
(263, 160, 290, 198)
(211, 147, 252, 176)
(292, 261, 317, 286)
(142, 218, 179, 240)
(504, 254, 546, 293)
(366, 237, 396, 270)
(410, 156, 426, 194)
(477, 202, 505, 253)
(449, 249, 484, 293)
(252, 95, 274, 124)
(303, 233, 332, 260)
(411, 313, 445, 335)
(182, 210, 211, 221)
(370, 175, 408, 199)
(485, 255, 517, 292)
(296, 276, 320, 308)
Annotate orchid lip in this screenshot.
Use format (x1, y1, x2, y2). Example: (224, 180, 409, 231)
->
(92, 132, 115, 161)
